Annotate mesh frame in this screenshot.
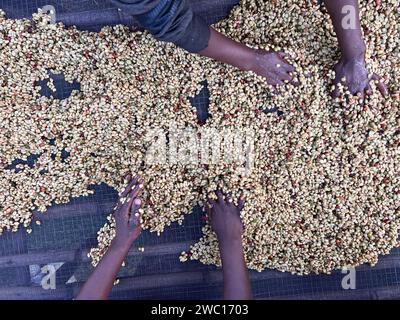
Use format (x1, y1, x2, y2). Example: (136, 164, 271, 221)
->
(0, 0, 399, 300)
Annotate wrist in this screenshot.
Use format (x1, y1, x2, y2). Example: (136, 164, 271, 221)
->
(241, 48, 258, 72)
(110, 237, 134, 253)
(342, 42, 366, 62)
(218, 236, 243, 251)
(218, 238, 244, 264)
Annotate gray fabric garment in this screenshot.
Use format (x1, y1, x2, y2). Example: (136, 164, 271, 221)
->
(110, 0, 210, 52)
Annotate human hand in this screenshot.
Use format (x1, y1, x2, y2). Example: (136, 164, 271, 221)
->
(332, 57, 388, 101)
(112, 175, 143, 250)
(249, 49, 296, 87)
(206, 190, 245, 245)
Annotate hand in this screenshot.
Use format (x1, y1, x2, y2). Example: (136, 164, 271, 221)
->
(198, 29, 295, 89)
(112, 175, 143, 249)
(332, 57, 388, 101)
(206, 190, 245, 245)
(249, 49, 295, 87)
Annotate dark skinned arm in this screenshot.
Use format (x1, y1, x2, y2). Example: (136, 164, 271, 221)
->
(111, 1, 295, 87)
(207, 190, 252, 300)
(76, 175, 143, 300)
(76, 240, 131, 300)
(219, 239, 251, 300)
(199, 28, 295, 87)
(324, 0, 387, 99)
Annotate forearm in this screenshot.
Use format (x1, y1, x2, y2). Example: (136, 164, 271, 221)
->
(324, 0, 365, 60)
(219, 239, 253, 300)
(199, 28, 256, 71)
(76, 241, 130, 300)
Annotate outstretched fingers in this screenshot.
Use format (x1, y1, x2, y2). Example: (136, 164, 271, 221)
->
(370, 73, 388, 97)
(276, 70, 293, 83)
(225, 193, 233, 204)
(365, 83, 373, 96)
(216, 190, 224, 203)
(268, 78, 284, 88)
(237, 195, 246, 212)
(206, 195, 217, 220)
(331, 84, 341, 98)
(121, 175, 138, 197)
(115, 175, 144, 220)
(277, 51, 287, 59)
(130, 178, 144, 199)
(205, 202, 213, 220)
(276, 54, 294, 79)
(356, 91, 365, 106)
